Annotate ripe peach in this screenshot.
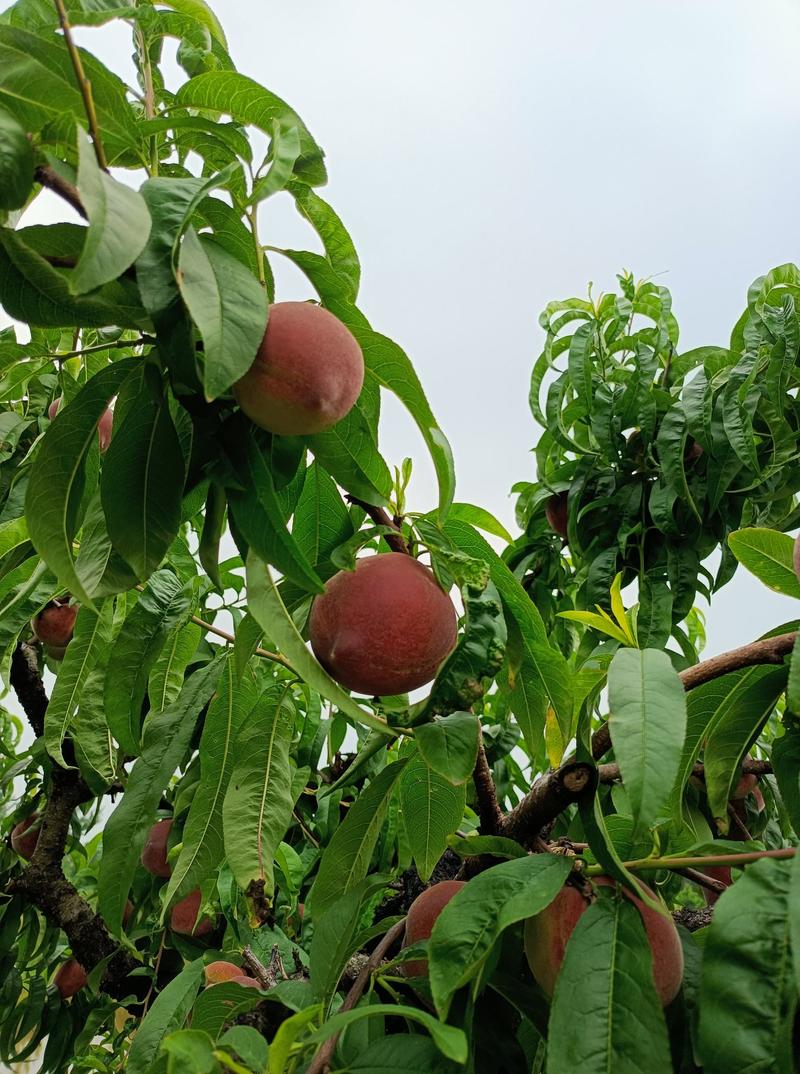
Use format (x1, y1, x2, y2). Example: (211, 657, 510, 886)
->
(401, 880, 466, 978)
(123, 900, 134, 927)
(170, 888, 214, 937)
(544, 492, 568, 538)
(684, 439, 704, 465)
(204, 961, 241, 985)
(10, 814, 40, 860)
(309, 553, 458, 696)
(234, 301, 364, 436)
(31, 600, 78, 649)
(524, 878, 684, 1007)
(230, 975, 260, 989)
(54, 958, 87, 998)
(49, 397, 113, 452)
(701, 865, 732, 907)
(141, 819, 173, 878)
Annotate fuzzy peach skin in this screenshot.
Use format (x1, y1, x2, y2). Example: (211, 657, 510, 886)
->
(141, 819, 173, 878)
(400, 880, 466, 978)
(170, 888, 214, 937)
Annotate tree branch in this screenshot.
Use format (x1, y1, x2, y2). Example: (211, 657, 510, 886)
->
(472, 741, 503, 835)
(305, 918, 406, 1074)
(598, 757, 772, 784)
(34, 164, 87, 220)
(10, 643, 48, 738)
(591, 631, 796, 760)
(346, 496, 410, 556)
(500, 762, 597, 848)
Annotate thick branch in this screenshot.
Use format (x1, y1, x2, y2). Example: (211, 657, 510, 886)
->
(346, 496, 410, 556)
(598, 757, 772, 784)
(34, 164, 87, 220)
(305, 918, 405, 1074)
(591, 631, 796, 760)
(10, 643, 48, 738)
(473, 742, 503, 835)
(501, 762, 597, 848)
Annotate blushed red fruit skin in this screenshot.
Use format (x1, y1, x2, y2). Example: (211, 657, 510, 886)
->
(401, 880, 466, 978)
(170, 889, 214, 937)
(11, 814, 40, 860)
(204, 961, 241, 985)
(31, 602, 78, 648)
(49, 397, 113, 452)
(54, 958, 87, 998)
(524, 878, 684, 1007)
(141, 819, 173, 878)
(309, 553, 458, 696)
(702, 865, 732, 907)
(234, 301, 365, 436)
(544, 492, 569, 538)
(230, 975, 260, 989)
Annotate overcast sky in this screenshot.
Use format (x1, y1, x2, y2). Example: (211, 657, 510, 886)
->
(11, 0, 800, 655)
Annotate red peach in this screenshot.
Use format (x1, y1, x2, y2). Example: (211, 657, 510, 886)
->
(524, 878, 684, 1007)
(234, 301, 364, 436)
(230, 975, 260, 989)
(141, 819, 173, 878)
(544, 492, 569, 538)
(170, 889, 214, 937)
(204, 961, 241, 986)
(701, 865, 732, 907)
(54, 958, 87, 998)
(31, 601, 78, 649)
(49, 397, 113, 453)
(309, 553, 458, 696)
(401, 880, 466, 978)
(10, 814, 40, 860)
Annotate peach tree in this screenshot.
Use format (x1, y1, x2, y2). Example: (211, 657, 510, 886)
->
(0, 2, 799, 1072)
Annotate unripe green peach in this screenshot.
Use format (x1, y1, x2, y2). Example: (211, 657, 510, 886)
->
(234, 301, 364, 436)
(54, 958, 87, 998)
(309, 553, 458, 696)
(170, 888, 214, 937)
(31, 600, 78, 649)
(141, 819, 173, 878)
(10, 813, 40, 860)
(544, 492, 569, 538)
(524, 878, 684, 1007)
(401, 880, 466, 978)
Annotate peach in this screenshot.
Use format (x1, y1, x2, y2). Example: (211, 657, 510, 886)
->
(309, 553, 458, 696)
(229, 975, 260, 989)
(524, 877, 684, 1007)
(701, 865, 732, 907)
(31, 600, 78, 649)
(141, 819, 173, 878)
(234, 301, 364, 436)
(204, 961, 241, 985)
(11, 814, 40, 860)
(544, 492, 568, 538)
(49, 397, 113, 452)
(123, 900, 134, 927)
(54, 958, 87, 998)
(401, 880, 466, 978)
(170, 888, 214, 937)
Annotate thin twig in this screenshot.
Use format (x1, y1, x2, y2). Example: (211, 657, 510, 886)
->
(346, 496, 410, 556)
(189, 613, 295, 672)
(673, 867, 728, 895)
(591, 631, 796, 759)
(48, 337, 155, 363)
(305, 918, 406, 1074)
(34, 164, 87, 219)
(53, 0, 108, 169)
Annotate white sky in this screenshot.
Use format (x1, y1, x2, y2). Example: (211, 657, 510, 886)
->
(7, 0, 800, 656)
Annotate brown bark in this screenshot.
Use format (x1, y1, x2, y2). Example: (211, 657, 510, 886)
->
(500, 762, 597, 848)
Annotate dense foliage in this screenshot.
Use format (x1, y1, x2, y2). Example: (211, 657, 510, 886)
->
(0, 2, 798, 1072)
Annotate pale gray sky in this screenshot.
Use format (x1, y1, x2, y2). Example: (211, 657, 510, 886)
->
(9, 0, 800, 654)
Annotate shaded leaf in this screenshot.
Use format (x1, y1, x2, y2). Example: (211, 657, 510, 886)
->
(127, 959, 205, 1074)
(400, 756, 465, 881)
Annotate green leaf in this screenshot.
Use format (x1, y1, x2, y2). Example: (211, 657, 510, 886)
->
(100, 364, 185, 579)
(772, 726, 800, 831)
(104, 569, 193, 756)
(545, 895, 672, 1074)
(222, 682, 295, 899)
(344, 1034, 455, 1072)
(245, 551, 391, 734)
(99, 651, 225, 933)
(44, 600, 113, 767)
(447, 502, 513, 543)
(307, 403, 392, 509)
(268, 1005, 323, 1074)
(70, 128, 151, 294)
(217, 1027, 269, 1073)
(164, 656, 252, 910)
(414, 712, 480, 786)
(249, 123, 300, 203)
(161, 1029, 216, 1074)
(175, 71, 326, 185)
(703, 665, 787, 830)
(0, 515, 28, 559)
(308, 759, 406, 917)
(0, 105, 33, 210)
(728, 527, 800, 598)
(25, 359, 136, 606)
(304, 1005, 467, 1065)
(428, 853, 573, 1018)
(177, 229, 267, 401)
(288, 182, 360, 301)
(446, 834, 526, 859)
(509, 660, 548, 755)
(148, 621, 202, 714)
(400, 756, 465, 882)
(291, 460, 354, 573)
(791, 853, 800, 1005)
(309, 877, 392, 1005)
(71, 664, 116, 791)
(608, 648, 687, 840)
(160, 0, 227, 47)
(698, 858, 797, 1073)
(127, 959, 205, 1074)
